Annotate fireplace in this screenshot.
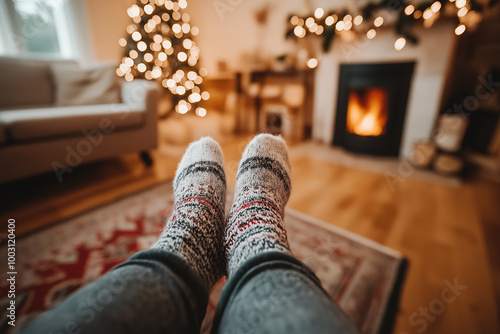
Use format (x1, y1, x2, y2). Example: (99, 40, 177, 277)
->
(333, 62, 415, 156)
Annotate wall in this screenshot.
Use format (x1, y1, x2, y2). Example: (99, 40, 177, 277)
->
(84, 0, 131, 62)
(188, 0, 345, 75)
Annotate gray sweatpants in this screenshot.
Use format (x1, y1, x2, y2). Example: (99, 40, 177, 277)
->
(22, 250, 360, 334)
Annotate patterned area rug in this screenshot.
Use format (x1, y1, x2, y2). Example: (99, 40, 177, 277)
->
(0, 182, 406, 334)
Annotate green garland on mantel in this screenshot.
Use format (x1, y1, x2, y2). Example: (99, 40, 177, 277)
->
(286, 0, 498, 53)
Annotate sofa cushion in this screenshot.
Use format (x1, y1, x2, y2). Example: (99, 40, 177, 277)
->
(0, 104, 145, 142)
(0, 121, 6, 144)
(51, 62, 121, 107)
(0, 57, 54, 108)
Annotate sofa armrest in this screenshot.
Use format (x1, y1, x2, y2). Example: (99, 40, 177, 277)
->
(122, 79, 161, 110)
(121, 79, 161, 149)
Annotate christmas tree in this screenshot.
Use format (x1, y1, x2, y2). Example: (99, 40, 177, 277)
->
(117, 0, 209, 117)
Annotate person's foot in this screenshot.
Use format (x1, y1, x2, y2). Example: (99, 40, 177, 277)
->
(225, 134, 292, 276)
(152, 137, 226, 287)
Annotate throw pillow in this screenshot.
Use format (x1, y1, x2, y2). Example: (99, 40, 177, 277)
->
(51, 62, 121, 106)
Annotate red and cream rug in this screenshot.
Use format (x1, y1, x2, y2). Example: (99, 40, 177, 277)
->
(0, 182, 406, 334)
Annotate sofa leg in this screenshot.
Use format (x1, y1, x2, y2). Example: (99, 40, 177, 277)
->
(139, 151, 153, 167)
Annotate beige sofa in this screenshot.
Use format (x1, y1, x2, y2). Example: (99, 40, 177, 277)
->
(0, 57, 160, 184)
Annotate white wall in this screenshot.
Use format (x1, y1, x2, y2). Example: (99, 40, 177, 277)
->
(84, 0, 131, 62)
(188, 0, 346, 74)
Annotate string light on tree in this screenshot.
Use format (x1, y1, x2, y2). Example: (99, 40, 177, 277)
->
(336, 21, 345, 31)
(314, 8, 324, 19)
(294, 25, 306, 38)
(373, 16, 384, 27)
(196, 107, 207, 117)
(431, 1, 442, 12)
(325, 15, 336, 26)
(367, 29, 377, 39)
(423, 8, 434, 20)
(394, 37, 407, 51)
(118, 0, 209, 116)
(455, 24, 466, 35)
(457, 7, 468, 17)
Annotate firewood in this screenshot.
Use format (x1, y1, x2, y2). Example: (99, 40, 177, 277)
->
(434, 114, 469, 153)
(409, 140, 436, 168)
(433, 154, 463, 175)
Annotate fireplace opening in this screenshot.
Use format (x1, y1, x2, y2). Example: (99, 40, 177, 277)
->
(333, 62, 415, 156)
(346, 87, 388, 137)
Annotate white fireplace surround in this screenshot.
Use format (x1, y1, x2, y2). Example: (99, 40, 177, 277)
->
(312, 23, 457, 157)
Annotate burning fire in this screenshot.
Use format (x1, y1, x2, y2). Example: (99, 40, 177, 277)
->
(346, 88, 388, 136)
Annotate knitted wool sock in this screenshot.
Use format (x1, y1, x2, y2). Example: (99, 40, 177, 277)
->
(225, 134, 292, 276)
(151, 137, 226, 287)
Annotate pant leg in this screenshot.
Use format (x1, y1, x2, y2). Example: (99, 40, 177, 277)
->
(212, 252, 360, 334)
(22, 249, 209, 334)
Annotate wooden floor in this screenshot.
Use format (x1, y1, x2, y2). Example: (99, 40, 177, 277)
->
(1, 135, 499, 334)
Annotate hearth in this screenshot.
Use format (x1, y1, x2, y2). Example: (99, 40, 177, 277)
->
(333, 62, 415, 156)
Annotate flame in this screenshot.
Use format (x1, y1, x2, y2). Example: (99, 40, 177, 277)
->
(346, 88, 388, 136)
